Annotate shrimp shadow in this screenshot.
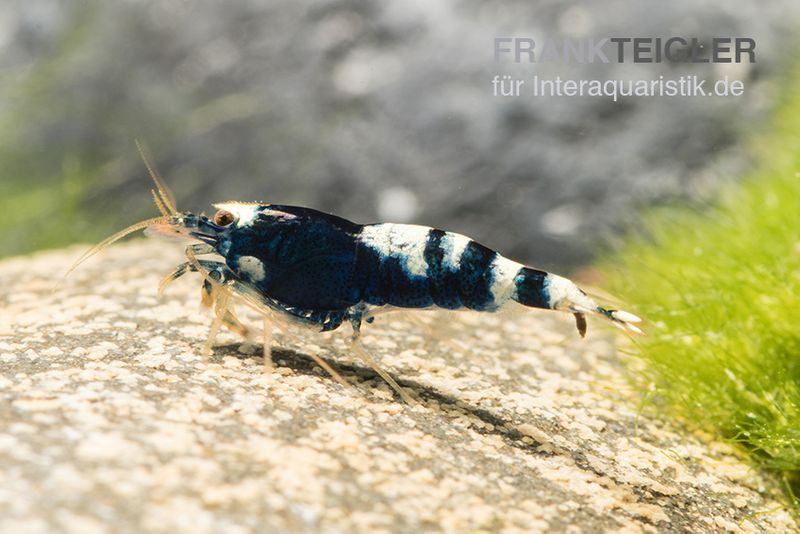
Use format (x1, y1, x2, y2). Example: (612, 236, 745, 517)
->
(213, 342, 546, 456)
(213, 342, 679, 512)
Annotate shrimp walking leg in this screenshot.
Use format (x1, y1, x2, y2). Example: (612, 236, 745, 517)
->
(262, 316, 274, 372)
(202, 271, 350, 387)
(347, 308, 416, 405)
(159, 259, 250, 338)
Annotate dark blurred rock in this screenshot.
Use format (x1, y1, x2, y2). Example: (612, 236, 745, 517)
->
(0, 0, 797, 266)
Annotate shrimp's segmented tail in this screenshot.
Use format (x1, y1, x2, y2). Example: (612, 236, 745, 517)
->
(513, 268, 643, 337)
(592, 307, 644, 336)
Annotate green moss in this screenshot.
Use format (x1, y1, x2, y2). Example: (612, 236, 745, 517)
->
(603, 64, 800, 499)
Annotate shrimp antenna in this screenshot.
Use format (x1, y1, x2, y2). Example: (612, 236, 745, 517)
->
(135, 138, 178, 215)
(59, 142, 177, 287)
(151, 189, 171, 217)
(62, 216, 168, 280)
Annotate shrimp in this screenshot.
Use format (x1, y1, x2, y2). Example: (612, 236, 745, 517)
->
(68, 145, 643, 403)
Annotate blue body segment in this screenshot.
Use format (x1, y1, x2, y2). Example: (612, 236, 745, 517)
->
(213, 204, 552, 331)
(515, 267, 550, 310)
(422, 229, 462, 309)
(221, 206, 361, 311)
(452, 241, 499, 311)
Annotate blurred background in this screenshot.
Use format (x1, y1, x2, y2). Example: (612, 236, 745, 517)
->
(0, 0, 798, 268)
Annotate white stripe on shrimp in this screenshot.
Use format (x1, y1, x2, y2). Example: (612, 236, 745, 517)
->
(546, 273, 597, 312)
(360, 223, 431, 277)
(213, 202, 299, 228)
(213, 202, 261, 227)
(489, 255, 523, 305)
(440, 231, 471, 270)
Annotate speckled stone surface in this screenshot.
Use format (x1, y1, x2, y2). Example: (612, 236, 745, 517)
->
(0, 241, 795, 533)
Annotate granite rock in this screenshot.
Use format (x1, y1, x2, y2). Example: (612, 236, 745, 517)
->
(0, 241, 795, 533)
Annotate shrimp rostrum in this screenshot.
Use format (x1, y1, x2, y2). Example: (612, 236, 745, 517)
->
(69, 150, 642, 403)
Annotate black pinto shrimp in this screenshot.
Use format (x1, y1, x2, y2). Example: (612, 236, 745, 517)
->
(68, 144, 642, 403)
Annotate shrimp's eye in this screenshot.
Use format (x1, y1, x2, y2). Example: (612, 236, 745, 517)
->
(213, 210, 235, 227)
